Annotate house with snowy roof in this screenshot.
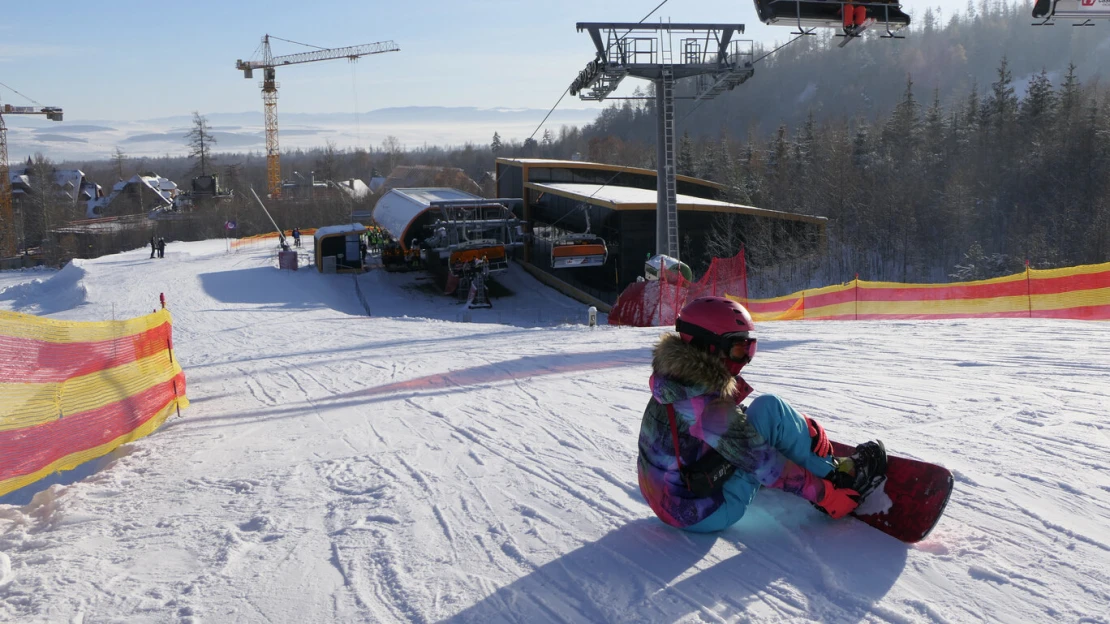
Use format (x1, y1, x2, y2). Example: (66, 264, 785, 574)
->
(87, 173, 179, 218)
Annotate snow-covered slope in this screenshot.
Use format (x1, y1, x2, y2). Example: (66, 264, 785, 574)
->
(1, 241, 1107, 623)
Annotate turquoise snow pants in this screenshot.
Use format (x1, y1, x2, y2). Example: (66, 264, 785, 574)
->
(684, 394, 837, 533)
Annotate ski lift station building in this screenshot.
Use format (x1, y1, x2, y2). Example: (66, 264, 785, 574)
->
(314, 223, 367, 273)
(373, 187, 524, 275)
(494, 158, 826, 302)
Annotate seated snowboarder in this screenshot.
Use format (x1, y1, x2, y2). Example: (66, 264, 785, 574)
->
(638, 296, 887, 532)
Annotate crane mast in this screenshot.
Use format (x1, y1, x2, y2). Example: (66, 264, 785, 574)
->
(0, 104, 63, 257)
(236, 35, 399, 199)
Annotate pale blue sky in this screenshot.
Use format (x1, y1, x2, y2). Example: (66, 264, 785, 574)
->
(1, 0, 967, 121)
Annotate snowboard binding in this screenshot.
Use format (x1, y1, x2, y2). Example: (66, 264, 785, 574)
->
(831, 440, 888, 499)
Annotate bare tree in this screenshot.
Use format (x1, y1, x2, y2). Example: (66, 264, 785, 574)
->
(28, 153, 64, 263)
(316, 140, 339, 182)
(704, 212, 744, 263)
(186, 111, 217, 177)
(381, 135, 403, 174)
(111, 147, 128, 181)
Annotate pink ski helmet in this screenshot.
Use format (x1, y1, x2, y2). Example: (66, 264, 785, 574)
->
(675, 296, 758, 366)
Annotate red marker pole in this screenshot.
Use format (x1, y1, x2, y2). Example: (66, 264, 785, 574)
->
(160, 293, 166, 309)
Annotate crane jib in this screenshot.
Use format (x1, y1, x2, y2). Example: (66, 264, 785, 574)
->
(238, 41, 400, 70)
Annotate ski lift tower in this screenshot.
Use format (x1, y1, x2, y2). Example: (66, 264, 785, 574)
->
(570, 23, 754, 261)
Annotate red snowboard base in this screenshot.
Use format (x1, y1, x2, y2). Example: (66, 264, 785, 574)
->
(831, 440, 954, 543)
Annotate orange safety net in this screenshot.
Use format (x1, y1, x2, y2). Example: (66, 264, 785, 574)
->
(0, 308, 188, 497)
(230, 228, 319, 250)
(742, 262, 1110, 322)
(609, 249, 748, 326)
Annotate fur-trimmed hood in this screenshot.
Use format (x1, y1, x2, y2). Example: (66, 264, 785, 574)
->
(651, 332, 747, 402)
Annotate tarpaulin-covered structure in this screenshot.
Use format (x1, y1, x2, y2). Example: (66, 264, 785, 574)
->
(0, 308, 188, 497)
(609, 250, 748, 326)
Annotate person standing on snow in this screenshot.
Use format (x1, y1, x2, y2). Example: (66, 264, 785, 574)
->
(156, 237, 166, 259)
(150, 236, 156, 259)
(638, 296, 887, 532)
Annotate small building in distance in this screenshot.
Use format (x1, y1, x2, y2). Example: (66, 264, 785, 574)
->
(376, 165, 482, 198)
(313, 223, 368, 273)
(8, 161, 102, 209)
(280, 174, 370, 202)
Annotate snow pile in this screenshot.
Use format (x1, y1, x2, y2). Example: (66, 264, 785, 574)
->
(0, 241, 1108, 623)
(0, 260, 88, 315)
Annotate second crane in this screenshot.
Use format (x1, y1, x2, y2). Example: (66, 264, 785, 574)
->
(237, 35, 399, 199)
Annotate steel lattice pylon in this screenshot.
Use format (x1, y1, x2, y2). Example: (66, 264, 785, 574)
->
(0, 116, 11, 257)
(570, 23, 754, 261)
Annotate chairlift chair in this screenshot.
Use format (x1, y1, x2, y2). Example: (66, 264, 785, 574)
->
(550, 206, 609, 269)
(752, 0, 910, 38)
(1033, 0, 1110, 23)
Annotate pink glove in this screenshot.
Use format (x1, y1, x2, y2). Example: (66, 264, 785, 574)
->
(812, 481, 861, 519)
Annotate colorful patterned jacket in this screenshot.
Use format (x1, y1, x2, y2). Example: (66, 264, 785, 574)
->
(637, 333, 790, 527)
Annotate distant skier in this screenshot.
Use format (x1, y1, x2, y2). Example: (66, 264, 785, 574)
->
(292, 228, 301, 248)
(150, 236, 156, 259)
(156, 237, 166, 259)
(638, 296, 886, 532)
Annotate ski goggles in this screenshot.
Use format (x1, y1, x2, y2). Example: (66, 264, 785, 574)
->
(677, 318, 757, 363)
(722, 332, 758, 363)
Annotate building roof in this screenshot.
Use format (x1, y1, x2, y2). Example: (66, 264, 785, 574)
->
(314, 223, 367, 239)
(380, 165, 482, 196)
(372, 187, 486, 249)
(390, 187, 482, 205)
(334, 179, 370, 199)
(495, 157, 726, 190)
(525, 181, 826, 223)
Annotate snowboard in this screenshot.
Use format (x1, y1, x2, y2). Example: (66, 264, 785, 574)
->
(830, 440, 954, 543)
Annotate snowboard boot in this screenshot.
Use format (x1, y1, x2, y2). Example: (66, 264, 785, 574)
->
(829, 440, 888, 499)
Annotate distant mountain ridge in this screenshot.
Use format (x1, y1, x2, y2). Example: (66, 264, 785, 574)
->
(131, 106, 601, 127)
(4, 106, 602, 162)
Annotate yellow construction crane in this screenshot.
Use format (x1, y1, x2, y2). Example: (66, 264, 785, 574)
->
(236, 34, 399, 199)
(0, 102, 63, 257)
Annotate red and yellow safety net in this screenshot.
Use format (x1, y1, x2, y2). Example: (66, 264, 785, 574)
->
(740, 261, 1110, 322)
(0, 308, 188, 497)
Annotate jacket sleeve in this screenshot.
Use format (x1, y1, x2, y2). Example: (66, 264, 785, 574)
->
(686, 397, 790, 487)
